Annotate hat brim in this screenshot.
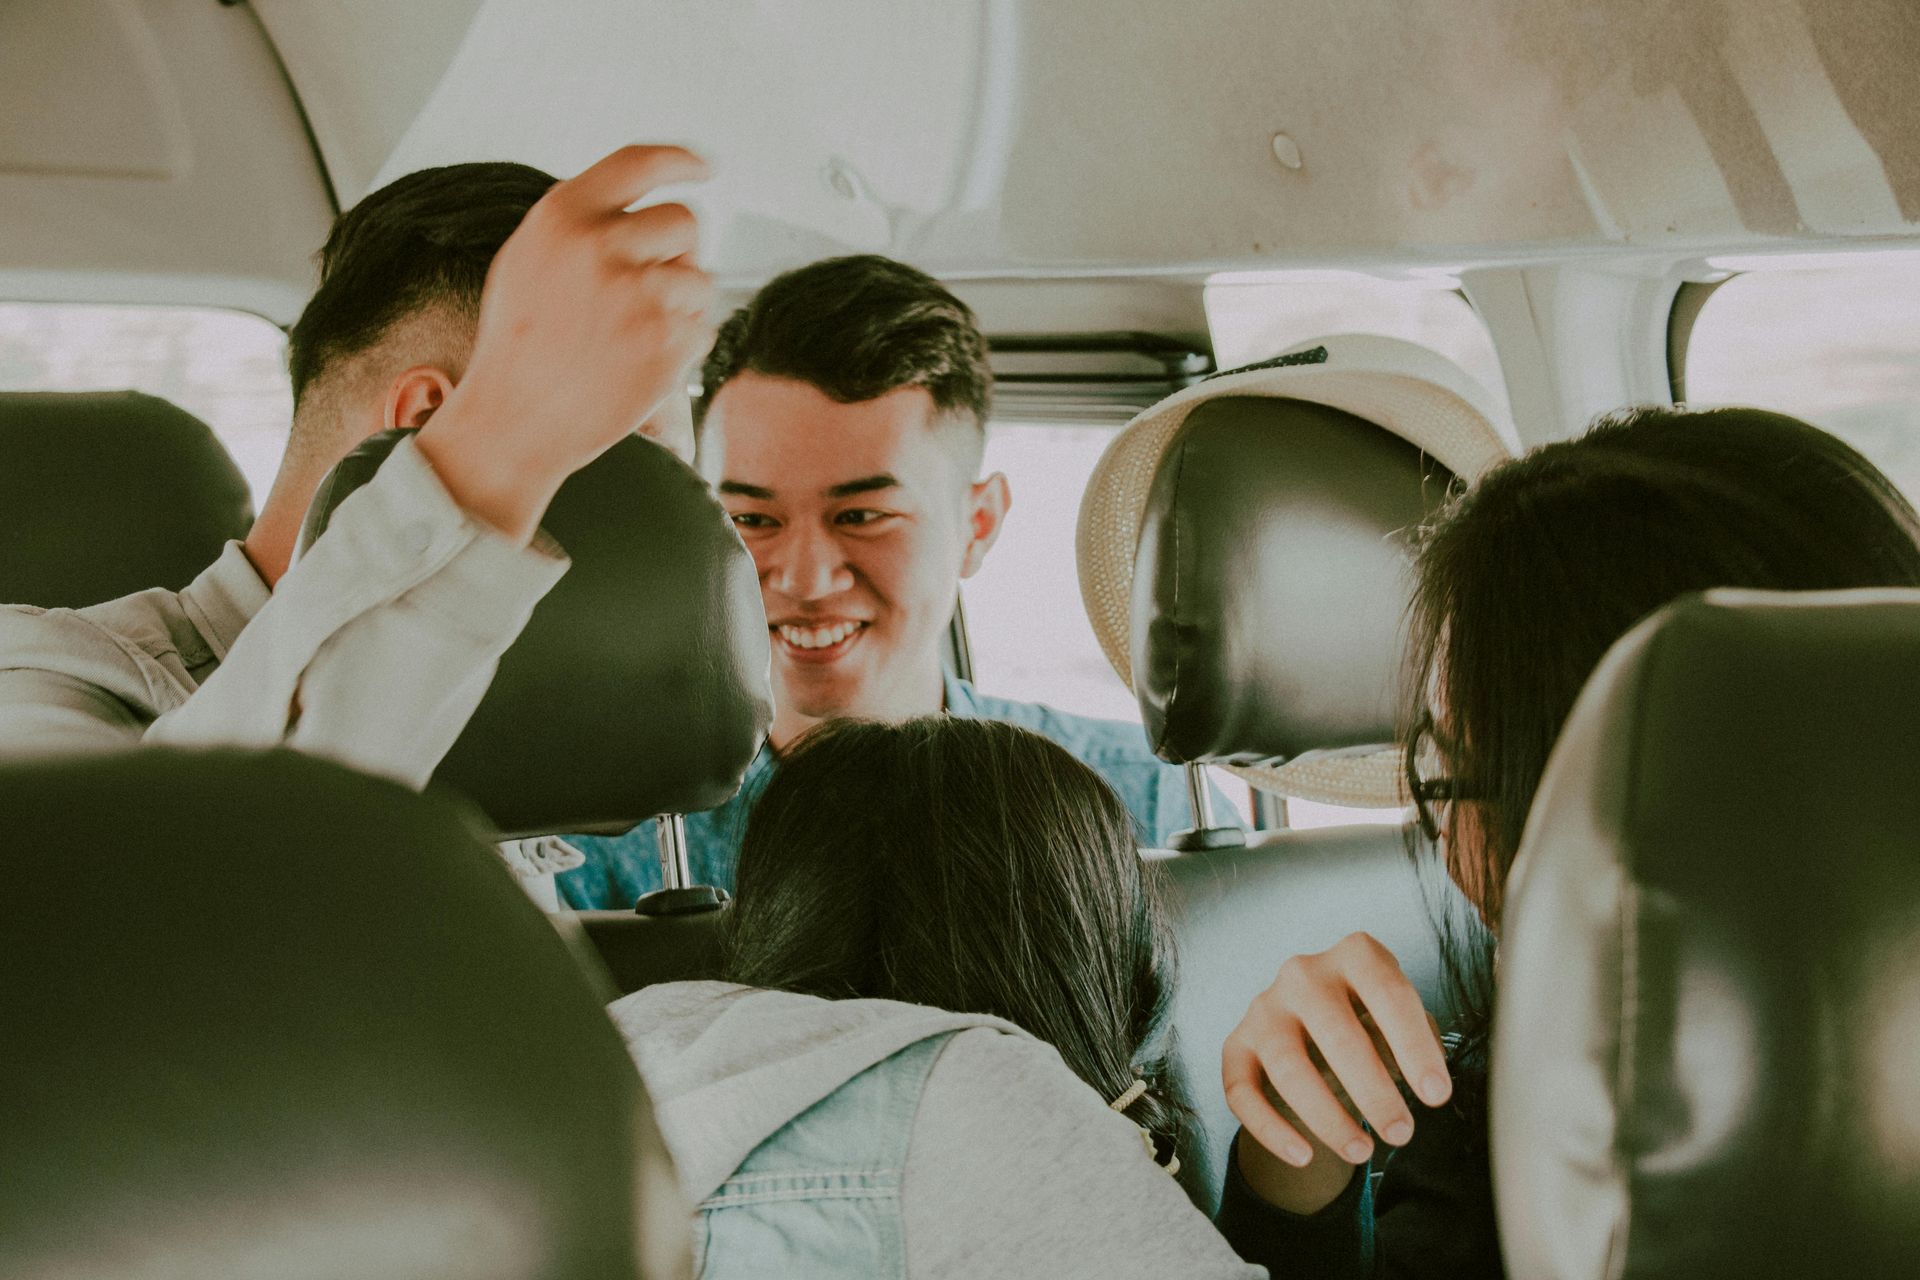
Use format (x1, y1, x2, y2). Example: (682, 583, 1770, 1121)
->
(1075, 336, 1518, 808)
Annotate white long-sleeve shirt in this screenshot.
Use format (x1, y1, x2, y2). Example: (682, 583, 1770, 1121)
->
(0, 437, 574, 888)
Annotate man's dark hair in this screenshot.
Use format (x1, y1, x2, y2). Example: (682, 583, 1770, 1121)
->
(725, 716, 1185, 1161)
(700, 254, 992, 436)
(286, 162, 558, 410)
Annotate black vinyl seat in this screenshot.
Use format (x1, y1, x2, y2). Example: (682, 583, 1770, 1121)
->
(576, 904, 729, 992)
(1494, 589, 1920, 1278)
(298, 427, 772, 842)
(0, 748, 688, 1280)
(0, 390, 253, 608)
(299, 428, 772, 986)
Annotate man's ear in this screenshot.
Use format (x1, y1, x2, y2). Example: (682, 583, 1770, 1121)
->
(382, 365, 457, 432)
(959, 472, 1011, 579)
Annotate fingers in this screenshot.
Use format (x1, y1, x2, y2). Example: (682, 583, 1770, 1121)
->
(1224, 995, 1375, 1167)
(1285, 962, 1413, 1153)
(1341, 936, 1453, 1108)
(1222, 933, 1453, 1172)
(603, 202, 700, 267)
(1223, 1035, 1313, 1167)
(557, 144, 709, 216)
(635, 258, 716, 323)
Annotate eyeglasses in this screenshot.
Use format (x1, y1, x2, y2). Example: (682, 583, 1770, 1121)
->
(1404, 712, 1479, 843)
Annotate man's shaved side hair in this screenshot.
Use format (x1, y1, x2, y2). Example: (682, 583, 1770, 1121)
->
(699, 255, 993, 467)
(284, 162, 558, 457)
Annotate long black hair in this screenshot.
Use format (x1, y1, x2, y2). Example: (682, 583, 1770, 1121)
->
(724, 716, 1184, 1150)
(1408, 405, 1920, 1055)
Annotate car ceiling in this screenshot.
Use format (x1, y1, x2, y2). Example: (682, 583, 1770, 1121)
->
(265, 0, 1920, 273)
(4, 0, 1918, 322)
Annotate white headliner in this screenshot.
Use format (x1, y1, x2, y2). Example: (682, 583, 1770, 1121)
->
(5, 0, 1918, 319)
(287, 0, 1920, 282)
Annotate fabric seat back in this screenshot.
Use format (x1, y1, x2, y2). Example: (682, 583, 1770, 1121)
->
(1156, 825, 1460, 1207)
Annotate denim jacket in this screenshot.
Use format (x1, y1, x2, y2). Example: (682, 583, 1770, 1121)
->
(612, 983, 1267, 1280)
(694, 1034, 949, 1276)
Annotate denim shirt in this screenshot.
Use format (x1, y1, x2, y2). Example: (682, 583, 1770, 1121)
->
(557, 674, 1209, 910)
(692, 1033, 951, 1277)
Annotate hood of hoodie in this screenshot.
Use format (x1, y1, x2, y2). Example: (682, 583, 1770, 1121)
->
(609, 980, 1032, 1204)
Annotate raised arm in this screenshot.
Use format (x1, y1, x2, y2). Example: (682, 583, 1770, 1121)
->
(128, 146, 713, 784)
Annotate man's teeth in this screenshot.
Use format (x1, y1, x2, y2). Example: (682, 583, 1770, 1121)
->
(778, 621, 862, 650)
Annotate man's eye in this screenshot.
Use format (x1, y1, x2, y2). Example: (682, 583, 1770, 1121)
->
(729, 512, 778, 530)
(835, 509, 894, 527)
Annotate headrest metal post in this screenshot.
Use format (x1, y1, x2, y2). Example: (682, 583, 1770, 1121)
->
(633, 813, 730, 917)
(655, 813, 691, 892)
(1185, 763, 1218, 830)
(1166, 763, 1248, 853)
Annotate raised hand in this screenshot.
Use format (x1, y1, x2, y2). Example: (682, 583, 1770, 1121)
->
(1221, 932, 1452, 1212)
(419, 145, 715, 540)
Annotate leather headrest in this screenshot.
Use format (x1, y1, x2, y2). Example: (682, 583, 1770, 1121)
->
(298, 429, 771, 839)
(0, 391, 253, 608)
(1492, 589, 1920, 1278)
(1131, 395, 1454, 765)
(0, 747, 687, 1279)
(1081, 335, 1514, 805)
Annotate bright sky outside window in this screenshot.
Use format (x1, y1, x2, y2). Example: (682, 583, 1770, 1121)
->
(1684, 251, 1920, 502)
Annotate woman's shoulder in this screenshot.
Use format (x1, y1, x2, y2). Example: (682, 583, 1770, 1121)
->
(907, 1029, 1264, 1278)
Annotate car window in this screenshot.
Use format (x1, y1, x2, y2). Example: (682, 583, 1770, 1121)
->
(1205, 271, 1510, 423)
(0, 302, 291, 506)
(1681, 252, 1920, 500)
(965, 422, 1129, 720)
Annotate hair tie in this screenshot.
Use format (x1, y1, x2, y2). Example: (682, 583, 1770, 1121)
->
(1110, 1080, 1182, 1176)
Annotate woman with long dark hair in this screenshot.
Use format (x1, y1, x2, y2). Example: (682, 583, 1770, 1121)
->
(1215, 406, 1920, 1276)
(610, 716, 1264, 1278)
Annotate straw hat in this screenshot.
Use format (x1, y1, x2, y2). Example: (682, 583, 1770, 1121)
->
(1075, 334, 1518, 808)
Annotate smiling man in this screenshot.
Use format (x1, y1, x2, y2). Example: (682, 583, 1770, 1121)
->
(557, 255, 1209, 908)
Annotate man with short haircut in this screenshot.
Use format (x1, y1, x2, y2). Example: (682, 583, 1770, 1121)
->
(0, 148, 712, 860)
(559, 254, 1214, 909)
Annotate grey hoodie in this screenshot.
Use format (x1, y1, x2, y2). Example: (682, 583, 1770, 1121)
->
(611, 981, 1266, 1279)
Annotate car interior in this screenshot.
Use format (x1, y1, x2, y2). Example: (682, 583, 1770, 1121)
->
(1493, 587, 1920, 1276)
(4, 2, 1919, 1276)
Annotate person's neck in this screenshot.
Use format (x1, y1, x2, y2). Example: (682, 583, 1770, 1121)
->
(242, 405, 350, 588)
(242, 446, 337, 588)
(240, 499, 306, 588)
(766, 663, 948, 753)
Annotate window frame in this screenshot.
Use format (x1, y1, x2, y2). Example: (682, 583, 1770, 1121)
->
(1665, 277, 1727, 404)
